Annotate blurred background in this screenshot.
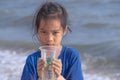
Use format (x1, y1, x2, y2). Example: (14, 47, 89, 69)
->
(0, 0, 120, 80)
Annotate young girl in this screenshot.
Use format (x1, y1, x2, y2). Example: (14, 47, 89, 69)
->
(21, 2, 84, 80)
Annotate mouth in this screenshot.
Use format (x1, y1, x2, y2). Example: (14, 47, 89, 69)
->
(45, 44, 54, 46)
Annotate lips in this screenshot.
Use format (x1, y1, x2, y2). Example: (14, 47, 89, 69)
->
(46, 44, 54, 46)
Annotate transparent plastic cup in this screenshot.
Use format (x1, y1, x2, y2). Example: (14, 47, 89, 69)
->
(39, 46, 60, 80)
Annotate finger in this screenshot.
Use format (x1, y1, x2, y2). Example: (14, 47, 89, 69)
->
(52, 63, 62, 78)
(54, 67, 61, 78)
(38, 58, 46, 66)
(52, 64, 62, 73)
(52, 59, 62, 68)
(37, 59, 46, 78)
(52, 59, 62, 65)
(52, 59, 62, 71)
(53, 59, 61, 63)
(37, 64, 44, 71)
(37, 61, 45, 67)
(38, 58, 44, 63)
(37, 64, 45, 72)
(37, 59, 46, 72)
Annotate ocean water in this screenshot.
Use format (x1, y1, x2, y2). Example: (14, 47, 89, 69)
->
(0, 50, 113, 80)
(0, 0, 120, 80)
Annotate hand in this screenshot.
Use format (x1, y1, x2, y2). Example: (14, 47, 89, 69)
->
(37, 58, 46, 79)
(52, 59, 62, 78)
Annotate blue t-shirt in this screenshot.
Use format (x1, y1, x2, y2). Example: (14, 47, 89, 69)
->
(21, 46, 84, 80)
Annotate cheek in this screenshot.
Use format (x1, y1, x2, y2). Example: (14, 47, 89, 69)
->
(38, 35, 45, 41)
(55, 35, 63, 42)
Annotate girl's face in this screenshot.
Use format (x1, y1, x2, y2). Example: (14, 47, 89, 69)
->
(38, 19, 67, 47)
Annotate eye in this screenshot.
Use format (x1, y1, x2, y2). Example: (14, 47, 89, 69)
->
(53, 31, 59, 35)
(42, 31, 46, 33)
(40, 31, 47, 35)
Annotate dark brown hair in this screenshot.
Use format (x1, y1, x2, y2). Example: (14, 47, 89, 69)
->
(33, 2, 71, 34)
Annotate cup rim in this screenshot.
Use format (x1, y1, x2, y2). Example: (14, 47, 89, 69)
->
(39, 46, 60, 50)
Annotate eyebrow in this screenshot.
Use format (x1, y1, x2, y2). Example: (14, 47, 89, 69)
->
(39, 28, 44, 30)
(39, 27, 62, 31)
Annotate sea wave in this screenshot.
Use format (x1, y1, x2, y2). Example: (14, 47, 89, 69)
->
(0, 49, 119, 80)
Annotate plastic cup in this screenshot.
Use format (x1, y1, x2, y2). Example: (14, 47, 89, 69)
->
(39, 46, 60, 80)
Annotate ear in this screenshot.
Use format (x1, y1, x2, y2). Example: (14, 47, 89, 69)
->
(63, 26, 68, 36)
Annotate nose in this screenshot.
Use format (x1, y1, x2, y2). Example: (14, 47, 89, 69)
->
(46, 34, 53, 42)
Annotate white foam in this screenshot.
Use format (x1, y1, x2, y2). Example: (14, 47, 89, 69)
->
(0, 49, 114, 80)
(84, 73, 110, 80)
(0, 50, 27, 80)
(82, 64, 112, 80)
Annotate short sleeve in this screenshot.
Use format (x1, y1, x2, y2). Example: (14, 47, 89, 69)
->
(66, 48, 84, 80)
(21, 56, 38, 80)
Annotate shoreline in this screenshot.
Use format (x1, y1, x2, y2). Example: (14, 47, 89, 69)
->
(0, 40, 85, 51)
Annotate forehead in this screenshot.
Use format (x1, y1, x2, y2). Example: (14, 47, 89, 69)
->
(39, 19, 62, 30)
